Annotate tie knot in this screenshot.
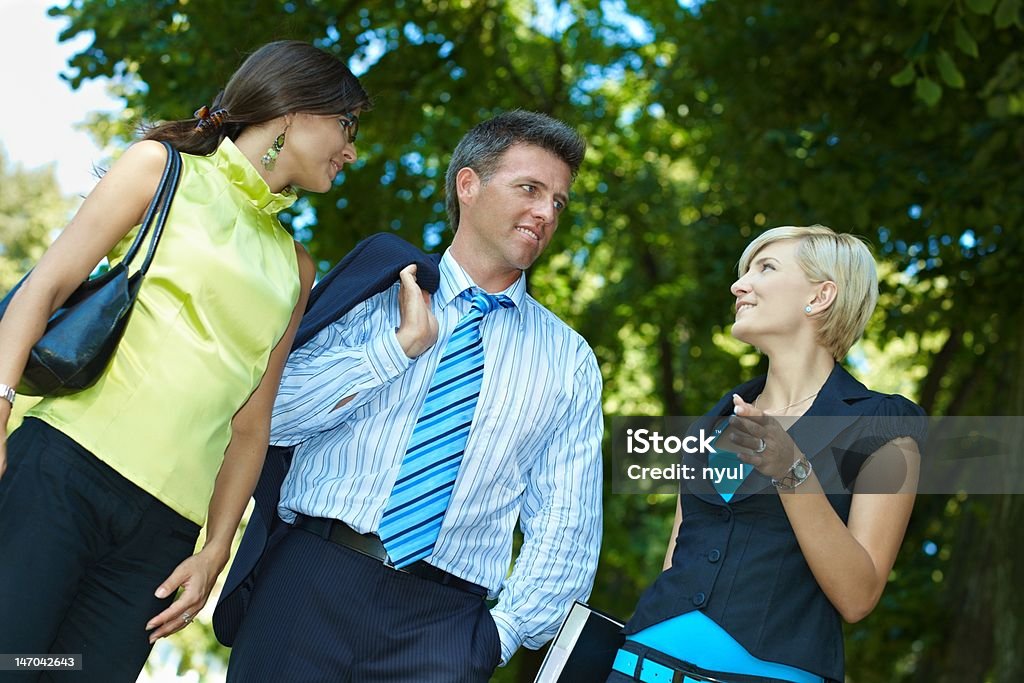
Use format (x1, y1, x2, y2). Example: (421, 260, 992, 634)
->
(466, 289, 513, 316)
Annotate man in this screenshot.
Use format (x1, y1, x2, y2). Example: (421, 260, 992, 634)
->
(226, 110, 604, 682)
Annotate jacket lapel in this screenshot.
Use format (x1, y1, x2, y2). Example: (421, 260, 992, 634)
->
(687, 375, 765, 507)
(690, 364, 874, 505)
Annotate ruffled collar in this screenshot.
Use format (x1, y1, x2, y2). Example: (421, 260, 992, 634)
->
(212, 137, 297, 213)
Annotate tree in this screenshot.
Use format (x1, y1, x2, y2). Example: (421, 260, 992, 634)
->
(619, 1, 1024, 679)
(0, 148, 73, 293)
(47, 0, 1024, 679)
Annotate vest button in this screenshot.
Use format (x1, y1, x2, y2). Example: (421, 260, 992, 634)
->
(719, 508, 732, 521)
(692, 592, 707, 606)
(708, 549, 721, 563)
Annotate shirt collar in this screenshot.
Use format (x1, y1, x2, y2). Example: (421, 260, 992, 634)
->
(213, 137, 297, 213)
(437, 249, 526, 320)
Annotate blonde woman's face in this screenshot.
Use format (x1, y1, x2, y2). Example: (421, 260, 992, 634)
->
(729, 239, 817, 345)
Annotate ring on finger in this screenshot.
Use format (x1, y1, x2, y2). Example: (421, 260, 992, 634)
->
(182, 611, 193, 625)
(754, 437, 767, 454)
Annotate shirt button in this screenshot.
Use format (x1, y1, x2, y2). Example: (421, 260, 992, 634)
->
(708, 549, 721, 563)
(692, 592, 707, 606)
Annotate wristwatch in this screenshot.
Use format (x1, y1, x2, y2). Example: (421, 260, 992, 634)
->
(772, 456, 812, 490)
(0, 383, 15, 407)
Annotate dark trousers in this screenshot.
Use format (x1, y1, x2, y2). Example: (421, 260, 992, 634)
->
(0, 418, 200, 683)
(226, 522, 501, 683)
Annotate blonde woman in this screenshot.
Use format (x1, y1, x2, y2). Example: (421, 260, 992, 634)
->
(610, 226, 925, 683)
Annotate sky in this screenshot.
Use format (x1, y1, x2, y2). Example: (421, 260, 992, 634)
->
(1, 0, 122, 198)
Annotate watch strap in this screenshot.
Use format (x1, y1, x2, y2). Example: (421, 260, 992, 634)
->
(772, 457, 812, 490)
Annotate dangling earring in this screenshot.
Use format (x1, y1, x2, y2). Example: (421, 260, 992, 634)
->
(804, 305, 813, 314)
(261, 126, 288, 171)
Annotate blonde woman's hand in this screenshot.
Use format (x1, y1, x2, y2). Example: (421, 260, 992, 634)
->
(724, 395, 804, 480)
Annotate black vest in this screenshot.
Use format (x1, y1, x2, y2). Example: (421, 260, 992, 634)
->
(624, 364, 925, 682)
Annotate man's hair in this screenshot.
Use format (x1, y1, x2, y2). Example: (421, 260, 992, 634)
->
(444, 110, 586, 230)
(738, 225, 879, 361)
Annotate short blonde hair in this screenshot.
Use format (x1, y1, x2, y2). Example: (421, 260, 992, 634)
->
(737, 225, 878, 360)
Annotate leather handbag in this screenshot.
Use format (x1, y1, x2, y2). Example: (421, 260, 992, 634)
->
(0, 140, 182, 396)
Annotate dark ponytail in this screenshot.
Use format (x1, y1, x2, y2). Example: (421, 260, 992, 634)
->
(144, 40, 370, 155)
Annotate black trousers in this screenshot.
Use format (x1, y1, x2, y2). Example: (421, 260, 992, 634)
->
(226, 521, 502, 683)
(0, 418, 200, 683)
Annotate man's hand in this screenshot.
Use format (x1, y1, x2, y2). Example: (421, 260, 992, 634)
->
(394, 264, 438, 358)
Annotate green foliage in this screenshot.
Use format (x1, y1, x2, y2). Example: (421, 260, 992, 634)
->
(0, 149, 73, 292)
(954, 18, 980, 58)
(936, 50, 966, 88)
(968, 0, 999, 15)
(40, 0, 1024, 680)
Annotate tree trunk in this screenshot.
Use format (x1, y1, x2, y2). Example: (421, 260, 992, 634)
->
(912, 320, 1024, 681)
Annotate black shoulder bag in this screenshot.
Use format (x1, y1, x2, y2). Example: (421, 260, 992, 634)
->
(0, 140, 183, 396)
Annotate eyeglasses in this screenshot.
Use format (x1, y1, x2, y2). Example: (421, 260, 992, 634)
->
(339, 113, 359, 143)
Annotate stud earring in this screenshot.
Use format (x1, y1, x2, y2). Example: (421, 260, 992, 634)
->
(261, 126, 288, 171)
(804, 305, 813, 314)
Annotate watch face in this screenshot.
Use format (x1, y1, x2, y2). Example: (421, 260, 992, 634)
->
(792, 459, 810, 479)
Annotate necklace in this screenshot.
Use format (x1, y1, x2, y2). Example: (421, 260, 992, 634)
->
(755, 390, 820, 415)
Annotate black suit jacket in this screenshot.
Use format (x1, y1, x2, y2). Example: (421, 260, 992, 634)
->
(213, 233, 441, 646)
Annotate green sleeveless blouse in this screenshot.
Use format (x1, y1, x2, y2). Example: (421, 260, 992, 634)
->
(30, 138, 300, 525)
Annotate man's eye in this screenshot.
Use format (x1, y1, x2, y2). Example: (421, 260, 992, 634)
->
(554, 200, 566, 211)
(521, 184, 536, 193)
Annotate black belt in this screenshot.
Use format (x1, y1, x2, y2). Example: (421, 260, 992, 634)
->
(293, 515, 488, 598)
(616, 642, 795, 683)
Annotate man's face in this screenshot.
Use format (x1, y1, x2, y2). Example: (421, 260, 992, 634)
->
(457, 143, 572, 275)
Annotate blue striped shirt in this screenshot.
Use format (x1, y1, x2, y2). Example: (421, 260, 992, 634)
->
(271, 250, 604, 665)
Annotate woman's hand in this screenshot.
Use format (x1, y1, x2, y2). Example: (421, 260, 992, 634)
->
(145, 545, 228, 643)
(1, 400, 11, 480)
(722, 394, 804, 480)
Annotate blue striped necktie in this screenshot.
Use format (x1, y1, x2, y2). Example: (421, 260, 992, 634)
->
(379, 288, 513, 567)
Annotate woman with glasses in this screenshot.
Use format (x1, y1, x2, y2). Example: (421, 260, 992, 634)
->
(0, 40, 368, 682)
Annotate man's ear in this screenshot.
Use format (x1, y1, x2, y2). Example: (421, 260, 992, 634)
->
(455, 166, 480, 206)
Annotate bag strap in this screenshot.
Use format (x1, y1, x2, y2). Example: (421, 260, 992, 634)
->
(118, 140, 183, 273)
(137, 142, 183, 275)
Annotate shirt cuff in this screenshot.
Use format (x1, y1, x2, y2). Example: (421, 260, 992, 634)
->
(364, 328, 412, 384)
(489, 609, 522, 667)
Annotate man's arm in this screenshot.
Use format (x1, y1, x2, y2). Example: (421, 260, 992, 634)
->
(489, 350, 604, 665)
(271, 265, 437, 445)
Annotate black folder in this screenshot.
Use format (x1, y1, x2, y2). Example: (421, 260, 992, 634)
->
(534, 601, 626, 682)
